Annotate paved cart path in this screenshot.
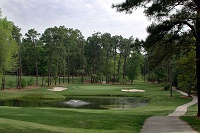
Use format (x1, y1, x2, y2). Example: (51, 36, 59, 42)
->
(141, 90, 198, 133)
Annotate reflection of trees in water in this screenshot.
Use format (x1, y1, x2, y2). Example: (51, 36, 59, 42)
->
(0, 99, 21, 107)
(13, 99, 21, 107)
(0, 101, 4, 106)
(0, 97, 149, 109)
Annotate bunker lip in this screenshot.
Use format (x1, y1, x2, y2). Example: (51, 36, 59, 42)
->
(47, 87, 67, 91)
(121, 89, 145, 92)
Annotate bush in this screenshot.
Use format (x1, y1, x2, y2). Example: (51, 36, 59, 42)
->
(164, 83, 170, 90)
(8, 81, 14, 88)
(27, 78, 35, 88)
(91, 74, 98, 83)
(118, 77, 124, 85)
(44, 78, 48, 85)
(21, 78, 27, 88)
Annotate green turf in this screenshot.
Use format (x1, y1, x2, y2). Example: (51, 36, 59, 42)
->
(0, 77, 196, 133)
(181, 104, 200, 132)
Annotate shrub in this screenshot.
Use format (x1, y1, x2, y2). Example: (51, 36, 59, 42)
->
(91, 74, 98, 83)
(21, 78, 27, 88)
(44, 78, 48, 85)
(8, 81, 14, 88)
(164, 83, 170, 90)
(27, 78, 35, 88)
(118, 77, 124, 84)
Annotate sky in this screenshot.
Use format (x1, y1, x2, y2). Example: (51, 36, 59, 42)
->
(0, 0, 152, 40)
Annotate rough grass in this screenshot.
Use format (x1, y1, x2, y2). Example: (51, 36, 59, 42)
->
(0, 78, 195, 133)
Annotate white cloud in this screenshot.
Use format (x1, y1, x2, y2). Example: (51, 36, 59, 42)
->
(0, 0, 151, 39)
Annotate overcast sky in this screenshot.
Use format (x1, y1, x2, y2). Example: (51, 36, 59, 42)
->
(0, 0, 151, 40)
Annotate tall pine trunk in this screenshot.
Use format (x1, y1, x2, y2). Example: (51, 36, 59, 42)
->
(63, 61, 65, 84)
(34, 41, 38, 86)
(35, 57, 38, 85)
(42, 75, 44, 86)
(48, 54, 52, 86)
(118, 53, 122, 77)
(113, 44, 117, 84)
(195, 4, 200, 116)
(123, 51, 127, 85)
(18, 47, 22, 90)
(59, 67, 61, 85)
(81, 73, 84, 84)
(1, 69, 5, 90)
(16, 68, 19, 88)
(67, 55, 70, 84)
(196, 44, 200, 116)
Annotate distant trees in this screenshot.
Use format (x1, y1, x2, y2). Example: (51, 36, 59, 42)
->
(83, 32, 144, 84)
(30, 29, 144, 85)
(12, 25, 22, 89)
(22, 29, 40, 85)
(41, 26, 85, 85)
(22, 28, 144, 86)
(0, 12, 145, 89)
(0, 18, 18, 90)
(127, 52, 144, 85)
(85, 32, 101, 83)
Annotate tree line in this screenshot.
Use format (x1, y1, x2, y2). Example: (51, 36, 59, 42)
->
(1, 16, 145, 89)
(0, 6, 198, 101)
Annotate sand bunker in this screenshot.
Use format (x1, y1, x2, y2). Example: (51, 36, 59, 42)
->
(47, 87, 67, 91)
(121, 89, 145, 92)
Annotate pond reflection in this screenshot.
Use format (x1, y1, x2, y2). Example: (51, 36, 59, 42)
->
(0, 97, 149, 110)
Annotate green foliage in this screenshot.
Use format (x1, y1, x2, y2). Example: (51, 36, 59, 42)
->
(113, 0, 200, 116)
(148, 65, 167, 83)
(164, 83, 170, 90)
(91, 74, 99, 83)
(77, 69, 85, 75)
(0, 18, 18, 75)
(40, 26, 85, 85)
(27, 78, 35, 88)
(117, 76, 128, 84)
(176, 48, 196, 94)
(20, 78, 27, 88)
(126, 52, 144, 82)
(44, 78, 49, 85)
(7, 80, 14, 88)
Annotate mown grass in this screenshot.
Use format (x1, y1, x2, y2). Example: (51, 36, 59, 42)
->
(181, 104, 200, 132)
(0, 76, 196, 133)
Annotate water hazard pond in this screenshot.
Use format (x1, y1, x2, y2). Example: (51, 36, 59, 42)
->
(0, 96, 149, 110)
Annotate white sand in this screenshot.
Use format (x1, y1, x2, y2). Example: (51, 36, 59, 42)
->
(121, 89, 145, 92)
(47, 87, 67, 91)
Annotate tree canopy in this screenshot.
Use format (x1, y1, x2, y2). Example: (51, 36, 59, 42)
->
(0, 17, 18, 89)
(113, 0, 200, 116)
